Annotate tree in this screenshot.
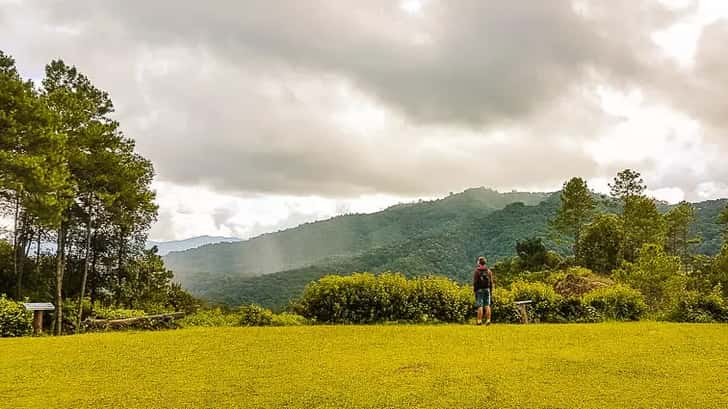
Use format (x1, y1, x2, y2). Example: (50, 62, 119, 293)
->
(609, 169, 646, 202)
(665, 202, 699, 266)
(615, 244, 684, 312)
(515, 237, 547, 272)
(0, 50, 69, 300)
(719, 205, 728, 241)
(622, 196, 666, 262)
(551, 177, 595, 254)
(576, 214, 623, 274)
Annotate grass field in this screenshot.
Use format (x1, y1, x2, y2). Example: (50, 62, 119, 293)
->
(1, 323, 727, 408)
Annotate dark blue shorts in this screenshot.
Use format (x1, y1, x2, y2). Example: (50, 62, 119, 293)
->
(475, 288, 491, 308)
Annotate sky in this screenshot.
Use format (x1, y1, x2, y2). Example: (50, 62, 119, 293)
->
(2, 0, 728, 241)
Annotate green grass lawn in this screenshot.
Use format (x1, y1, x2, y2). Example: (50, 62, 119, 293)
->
(1, 323, 727, 408)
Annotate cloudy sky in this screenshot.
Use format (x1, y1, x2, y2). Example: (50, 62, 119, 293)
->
(2, 0, 728, 241)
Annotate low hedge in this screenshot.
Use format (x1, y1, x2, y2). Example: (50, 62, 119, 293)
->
(583, 285, 647, 321)
(0, 295, 32, 337)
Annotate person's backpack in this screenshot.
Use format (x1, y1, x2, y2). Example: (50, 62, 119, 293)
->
(476, 268, 491, 290)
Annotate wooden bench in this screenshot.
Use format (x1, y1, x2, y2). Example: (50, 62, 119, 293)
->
(23, 303, 55, 335)
(514, 300, 533, 324)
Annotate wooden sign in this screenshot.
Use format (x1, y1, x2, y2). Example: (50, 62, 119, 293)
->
(22, 303, 55, 335)
(23, 302, 55, 311)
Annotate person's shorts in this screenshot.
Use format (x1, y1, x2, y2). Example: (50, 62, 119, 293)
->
(475, 288, 491, 308)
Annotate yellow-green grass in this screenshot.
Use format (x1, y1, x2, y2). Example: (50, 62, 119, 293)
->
(1, 323, 727, 408)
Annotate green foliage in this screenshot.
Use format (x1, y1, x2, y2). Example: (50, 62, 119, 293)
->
(237, 305, 276, 326)
(551, 177, 595, 252)
(668, 287, 727, 323)
(719, 205, 728, 240)
(92, 306, 147, 320)
(165, 188, 550, 283)
(0, 294, 32, 337)
(490, 287, 520, 323)
(665, 202, 698, 263)
(622, 196, 667, 262)
(609, 169, 646, 201)
(178, 308, 238, 328)
(515, 236, 548, 271)
(615, 244, 684, 311)
(576, 213, 623, 274)
(554, 297, 602, 323)
(297, 273, 472, 324)
(583, 285, 647, 321)
(178, 307, 306, 328)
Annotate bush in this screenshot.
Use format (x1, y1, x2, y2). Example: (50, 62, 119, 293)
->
(297, 273, 471, 324)
(583, 285, 647, 321)
(270, 312, 309, 326)
(510, 280, 562, 322)
(410, 276, 471, 323)
(238, 305, 275, 326)
(491, 287, 520, 323)
(92, 306, 147, 320)
(554, 297, 602, 323)
(0, 295, 32, 337)
(668, 289, 726, 323)
(178, 308, 238, 328)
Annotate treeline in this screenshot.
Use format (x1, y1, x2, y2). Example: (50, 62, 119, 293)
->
(494, 170, 728, 320)
(0, 50, 197, 335)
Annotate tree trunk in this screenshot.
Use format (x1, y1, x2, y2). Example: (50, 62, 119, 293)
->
(54, 223, 66, 336)
(13, 193, 20, 299)
(35, 229, 42, 281)
(77, 203, 93, 333)
(90, 234, 98, 305)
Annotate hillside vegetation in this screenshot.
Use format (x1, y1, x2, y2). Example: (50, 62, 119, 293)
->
(164, 188, 550, 284)
(1, 324, 726, 408)
(182, 192, 727, 309)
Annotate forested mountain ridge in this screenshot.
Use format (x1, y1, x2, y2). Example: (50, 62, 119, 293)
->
(163, 188, 550, 284)
(181, 194, 727, 310)
(146, 235, 241, 256)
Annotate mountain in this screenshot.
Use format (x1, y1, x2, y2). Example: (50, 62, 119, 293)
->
(147, 235, 241, 256)
(174, 193, 727, 310)
(163, 188, 550, 284)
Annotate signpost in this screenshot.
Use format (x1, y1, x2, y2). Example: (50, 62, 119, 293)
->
(23, 303, 55, 335)
(514, 300, 533, 324)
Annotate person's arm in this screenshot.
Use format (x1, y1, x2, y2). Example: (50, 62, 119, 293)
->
(487, 268, 494, 291)
(472, 269, 478, 293)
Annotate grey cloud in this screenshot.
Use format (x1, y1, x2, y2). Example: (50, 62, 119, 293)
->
(1, 0, 720, 200)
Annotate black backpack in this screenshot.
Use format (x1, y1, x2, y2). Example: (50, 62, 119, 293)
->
(476, 268, 491, 290)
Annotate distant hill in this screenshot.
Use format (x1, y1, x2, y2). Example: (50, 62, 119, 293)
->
(163, 188, 550, 285)
(147, 235, 241, 256)
(173, 193, 727, 310)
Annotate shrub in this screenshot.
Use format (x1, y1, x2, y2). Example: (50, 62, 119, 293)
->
(0, 295, 32, 337)
(178, 308, 237, 328)
(491, 287, 520, 323)
(668, 289, 726, 323)
(554, 297, 602, 323)
(297, 273, 471, 324)
(410, 276, 471, 323)
(270, 312, 309, 326)
(583, 285, 647, 321)
(510, 280, 562, 322)
(92, 306, 147, 320)
(238, 305, 275, 326)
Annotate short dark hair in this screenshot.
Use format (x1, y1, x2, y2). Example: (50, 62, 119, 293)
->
(478, 256, 486, 265)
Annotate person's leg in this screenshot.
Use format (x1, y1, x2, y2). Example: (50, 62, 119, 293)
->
(477, 306, 483, 324)
(485, 289, 492, 325)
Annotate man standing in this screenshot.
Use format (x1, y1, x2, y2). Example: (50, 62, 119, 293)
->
(473, 256, 494, 326)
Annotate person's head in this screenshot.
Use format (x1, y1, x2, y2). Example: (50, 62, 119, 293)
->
(478, 256, 486, 266)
